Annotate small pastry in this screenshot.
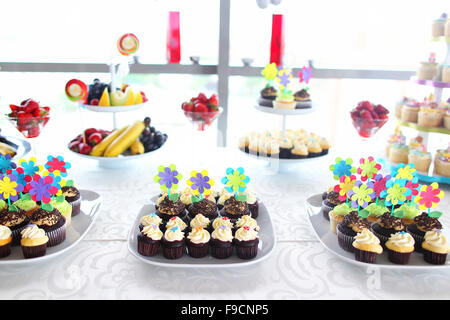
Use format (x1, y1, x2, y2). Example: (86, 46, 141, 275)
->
(0, 207, 29, 246)
(337, 212, 371, 252)
(50, 198, 72, 228)
(279, 137, 293, 159)
(189, 213, 211, 231)
(417, 103, 444, 128)
(234, 226, 259, 260)
(434, 152, 450, 177)
(406, 212, 442, 252)
(371, 212, 406, 248)
(20, 224, 49, 259)
(137, 224, 163, 257)
(219, 196, 251, 222)
(13, 198, 39, 217)
(408, 148, 432, 173)
(422, 229, 449, 265)
(388, 142, 409, 164)
(161, 226, 185, 259)
(187, 199, 218, 220)
(210, 225, 233, 259)
(212, 216, 234, 230)
(329, 203, 353, 234)
(273, 91, 296, 110)
(61, 186, 81, 217)
(0, 225, 12, 258)
(235, 215, 259, 233)
(352, 229, 383, 264)
(186, 226, 210, 258)
(29, 208, 66, 247)
(156, 195, 187, 222)
(385, 231, 415, 265)
(164, 216, 187, 233)
(139, 213, 163, 231)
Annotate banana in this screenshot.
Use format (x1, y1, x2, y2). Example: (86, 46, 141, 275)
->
(104, 121, 145, 157)
(90, 125, 129, 157)
(0, 142, 16, 157)
(130, 139, 145, 155)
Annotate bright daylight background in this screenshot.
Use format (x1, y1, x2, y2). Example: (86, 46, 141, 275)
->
(0, 0, 448, 156)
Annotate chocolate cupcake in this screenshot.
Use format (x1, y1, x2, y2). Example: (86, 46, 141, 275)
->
(243, 190, 259, 218)
(320, 191, 342, 221)
(30, 208, 66, 247)
(293, 89, 312, 109)
(258, 86, 277, 107)
(234, 215, 259, 235)
(164, 216, 188, 234)
(279, 137, 293, 159)
(139, 213, 163, 231)
(234, 226, 259, 260)
(406, 212, 442, 253)
(0, 225, 12, 258)
(156, 196, 188, 222)
(212, 216, 234, 231)
(20, 224, 48, 259)
(161, 226, 185, 259)
(187, 198, 218, 220)
(422, 229, 449, 265)
(352, 229, 383, 264)
(61, 186, 81, 217)
(189, 214, 212, 233)
(371, 213, 406, 248)
(336, 212, 371, 252)
(219, 196, 251, 223)
(385, 231, 415, 265)
(210, 225, 233, 259)
(0, 207, 29, 246)
(186, 226, 210, 258)
(137, 224, 163, 257)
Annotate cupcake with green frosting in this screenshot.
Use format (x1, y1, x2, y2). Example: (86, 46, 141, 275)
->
(329, 203, 353, 234)
(13, 197, 38, 217)
(365, 200, 389, 223)
(273, 91, 296, 110)
(394, 203, 420, 225)
(50, 196, 73, 228)
(0, 200, 7, 211)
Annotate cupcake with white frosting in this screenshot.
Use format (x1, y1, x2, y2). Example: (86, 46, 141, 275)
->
(234, 226, 259, 259)
(139, 213, 163, 231)
(0, 225, 12, 258)
(161, 226, 185, 259)
(352, 229, 383, 264)
(210, 225, 233, 259)
(186, 226, 210, 258)
(385, 231, 415, 264)
(235, 215, 259, 233)
(212, 216, 234, 230)
(422, 229, 450, 265)
(20, 224, 49, 259)
(164, 216, 187, 234)
(137, 224, 163, 257)
(189, 214, 211, 232)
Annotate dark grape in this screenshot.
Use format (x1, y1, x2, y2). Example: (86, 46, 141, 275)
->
(150, 126, 155, 133)
(144, 117, 151, 126)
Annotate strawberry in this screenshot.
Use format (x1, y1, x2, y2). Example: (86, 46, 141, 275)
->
(182, 102, 194, 112)
(23, 99, 40, 114)
(87, 132, 103, 146)
(78, 142, 92, 155)
(33, 108, 41, 117)
(360, 110, 373, 121)
(90, 99, 99, 106)
(196, 93, 208, 103)
(69, 140, 81, 152)
(360, 100, 374, 112)
(140, 91, 148, 102)
(84, 128, 98, 137)
(371, 111, 379, 120)
(350, 110, 359, 122)
(9, 104, 20, 112)
(194, 102, 208, 113)
(374, 104, 389, 115)
(208, 94, 218, 106)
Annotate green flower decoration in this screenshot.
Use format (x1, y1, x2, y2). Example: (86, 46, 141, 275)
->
(153, 164, 182, 192)
(347, 181, 375, 209)
(385, 183, 407, 206)
(221, 167, 250, 195)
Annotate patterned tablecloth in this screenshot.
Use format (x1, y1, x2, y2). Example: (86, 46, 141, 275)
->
(1, 145, 450, 300)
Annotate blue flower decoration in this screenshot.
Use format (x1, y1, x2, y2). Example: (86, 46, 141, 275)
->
(329, 157, 356, 180)
(221, 167, 250, 194)
(391, 163, 418, 184)
(19, 158, 42, 177)
(46, 172, 63, 190)
(0, 154, 17, 174)
(9, 169, 28, 187)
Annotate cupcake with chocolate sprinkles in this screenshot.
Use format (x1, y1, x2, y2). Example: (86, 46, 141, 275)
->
(407, 212, 442, 252)
(336, 211, 371, 252)
(371, 212, 406, 248)
(156, 195, 188, 222)
(30, 208, 66, 247)
(0, 207, 29, 246)
(187, 198, 218, 220)
(321, 191, 343, 221)
(61, 185, 81, 217)
(219, 196, 251, 223)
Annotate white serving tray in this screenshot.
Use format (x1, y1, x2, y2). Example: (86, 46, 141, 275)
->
(0, 189, 102, 265)
(128, 196, 276, 268)
(305, 193, 450, 269)
(80, 101, 149, 113)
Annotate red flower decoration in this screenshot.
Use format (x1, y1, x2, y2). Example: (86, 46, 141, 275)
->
(45, 157, 67, 175)
(372, 174, 391, 198)
(405, 180, 419, 201)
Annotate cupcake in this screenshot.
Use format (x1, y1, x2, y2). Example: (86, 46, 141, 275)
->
(444, 109, 450, 130)
(179, 187, 194, 207)
(0, 207, 29, 246)
(435, 152, 450, 177)
(417, 61, 438, 80)
(189, 213, 211, 232)
(0, 225, 12, 258)
(385, 231, 415, 265)
(217, 192, 232, 211)
(408, 148, 432, 173)
(388, 142, 409, 164)
(293, 89, 312, 109)
(156, 195, 188, 222)
(371, 212, 406, 248)
(30, 208, 66, 247)
(364, 201, 389, 223)
(139, 213, 163, 231)
(186, 226, 210, 258)
(235, 215, 259, 234)
(267, 138, 280, 159)
(319, 137, 331, 155)
(161, 226, 185, 259)
(20, 224, 49, 259)
(259, 86, 277, 107)
(238, 135, 250, 153)
(212, 216, 234, 230)
(50, 197, 73, 228)
(61, 186, 81, 217)
(394, 203, 420, 225)
(243, 189, 259, 218)
(400, 103, 420, 123)
(137, 224, 163, 257)
(234, 226, 259, 259)
(248, 136, 260, 156)
(386, 127, 405, 157)
(307, 140, 322, 157)
(187, 198, 218, 220)
(164, 216, 187, 234)
(279, 137, 293, 159)
(210, 225, 233, 259)
(352, 229, 383, 264)
(273, 91, 296, 110)
(219, 196, 251, 222)
(291, 142, 308, 159)
(321, 191, 343, 221)
(336, 212, 371, 252)
(422, 229, 449, 265)
(418, 103, 444, 128)
(406, 212, 442, 252)
(328, 203, 353, 234)
(432, 13, 447, 38)
(13, 198, 38, 217)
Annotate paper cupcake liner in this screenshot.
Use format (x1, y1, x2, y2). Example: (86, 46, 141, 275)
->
(70, 198, 81, 217)
(162, 245, 185, 259)
(406, 225, 425, 253)
(21, 243, 47, 259)
(11, 223, 29, 247)
(336, 224, 355, 253)
(235, 240, 259, 260)
(320, 201, 334, 221)
(329, 214, 342, 235)
(210, 240, 233, 259)
(46, 222, 67, 247)
(423, 249, 448, 265)
(386, 248, 412, 265)
(186, 241, 209, 258)
(354, 248, 378, 264)
(137, 239, 160, 257)
(0, 242, 11, 258)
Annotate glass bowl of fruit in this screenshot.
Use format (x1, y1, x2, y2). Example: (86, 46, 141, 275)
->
(181, 93, 222, 131)
(5, 99, 50, 139)
(350, 101, 389, 139)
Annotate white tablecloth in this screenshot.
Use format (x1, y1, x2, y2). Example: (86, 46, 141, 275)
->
(1, 135, 450, 300)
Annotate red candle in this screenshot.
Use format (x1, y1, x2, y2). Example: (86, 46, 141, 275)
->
(167, 11, 181, 64)
(270, 14, 284, 66)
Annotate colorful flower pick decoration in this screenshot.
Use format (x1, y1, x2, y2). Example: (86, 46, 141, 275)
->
(187, 170, 215, 202)
(329, 157, 357, 180)
(391, 163, 417, 183)
(298, 65, 312, 85)
(45, 155, 71, 178)
(42, 171, 66, 196)
(276, 67, 293, 93)
(261, 63, 278, 87)
(333, 175, 356, 203)
(29, 174, 59, 210)
(0, 154, 17, 174)
(380, 180, 410, 214)
(372, 173, 391, 204)
(221, 167, 249, 201)
(0, 173, 24, 210)
(18, 157, 43, 177)
(153, 165, 182, 202)
(347, 180, 375, 210)
(357, 157, 381, 181)
(414, 182, 444, 217)
(6, 167, 31, 193)
(404, 180, 420, 203)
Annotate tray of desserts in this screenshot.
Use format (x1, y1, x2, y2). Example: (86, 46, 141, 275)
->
(0, 189, 102, 265)
(128, 189, 276, 268)
(254, 102, 316, 115)
(238, 129, 331, 161)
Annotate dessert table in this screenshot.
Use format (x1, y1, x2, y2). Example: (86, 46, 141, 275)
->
(1, 126, 450, 300)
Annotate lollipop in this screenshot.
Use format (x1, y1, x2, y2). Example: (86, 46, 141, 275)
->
(65, 79, 87, 102)
(117, 33, 139, 56)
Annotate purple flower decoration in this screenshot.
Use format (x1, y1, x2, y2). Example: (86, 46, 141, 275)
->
(153, 165, 183, 192)
(0, 154, 17, 174)
(29, 174, 58, 203)
(187, 170, 215, 196)
(298, 66, 312, 84)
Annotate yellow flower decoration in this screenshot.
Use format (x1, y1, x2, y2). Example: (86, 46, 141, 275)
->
(261, 63, 278, 81)
(0, 176, 18, 199)
(414, 182, 444, 211)
(187, 170, 215, 196)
